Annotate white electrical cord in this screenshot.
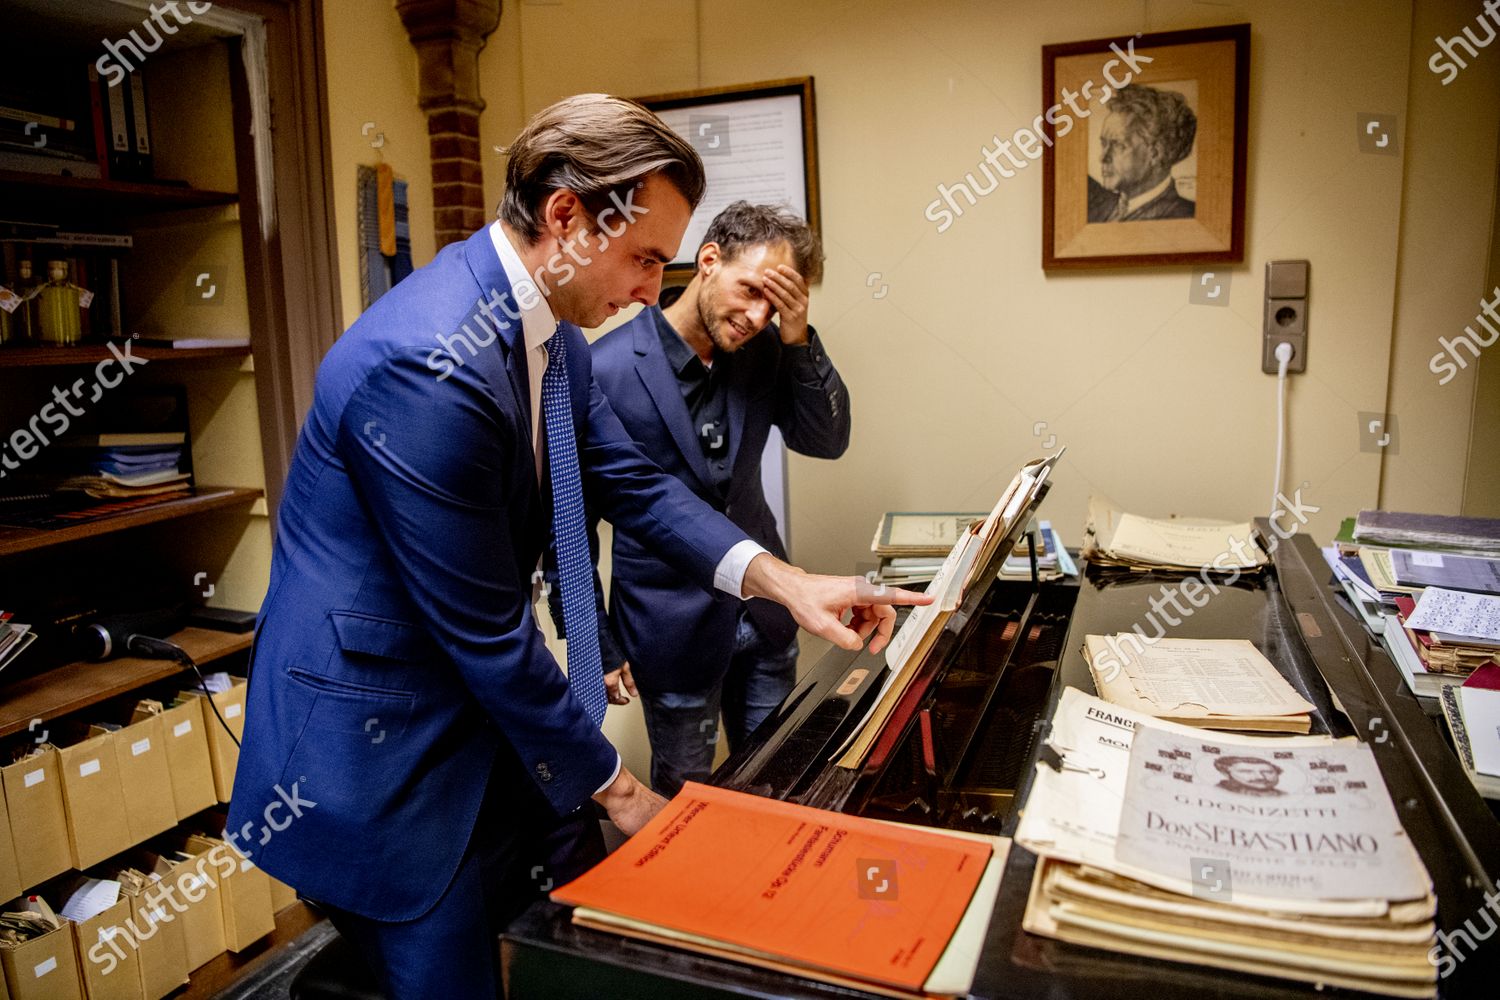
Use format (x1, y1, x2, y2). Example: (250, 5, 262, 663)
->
(1270, 341, 1295, 519)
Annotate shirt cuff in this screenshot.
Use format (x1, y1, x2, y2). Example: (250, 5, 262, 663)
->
(714, 539, 769, 599)
(593, 752, 622, 796)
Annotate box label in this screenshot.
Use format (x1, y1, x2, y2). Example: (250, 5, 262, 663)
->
(79, 758, 101, 777)
(23, 767, 45, 788)
(173, 720, 193, 737)
(132, 737, 152, 756)
(224, 703, 242, 719)
(34, 956, 57, 978)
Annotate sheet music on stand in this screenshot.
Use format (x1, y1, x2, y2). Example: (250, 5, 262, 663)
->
(833, 452, 1063, 769)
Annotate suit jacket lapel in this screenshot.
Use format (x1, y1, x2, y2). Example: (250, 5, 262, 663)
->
(632, 311, 713, 492)
(461, 226, 539, 503)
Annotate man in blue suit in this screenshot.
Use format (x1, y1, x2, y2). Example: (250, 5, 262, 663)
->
(225, 95, 925, 999)
(584, 202, 849, 796)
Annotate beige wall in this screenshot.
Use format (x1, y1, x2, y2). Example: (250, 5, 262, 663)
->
(456, 0, 1498, 564)
(1383, 0, 1500, 517)
(322, 0, 438, 327)
(317, 0, 1500, 778)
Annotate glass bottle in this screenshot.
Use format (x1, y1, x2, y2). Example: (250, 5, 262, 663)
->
(13, 260, 42, 342)
(37, 260, 83, 346)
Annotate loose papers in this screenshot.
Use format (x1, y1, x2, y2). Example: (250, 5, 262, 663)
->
(1084, 636, 1314, 733)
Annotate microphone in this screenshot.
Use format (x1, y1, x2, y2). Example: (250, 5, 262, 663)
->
(76, 606, 187, 661)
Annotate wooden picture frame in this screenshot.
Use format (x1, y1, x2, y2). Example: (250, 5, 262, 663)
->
(1041, 24, 1249, 270)
(634, 77, 820, 277)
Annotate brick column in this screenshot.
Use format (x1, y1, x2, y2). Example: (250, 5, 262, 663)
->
(396, 0, 502, 249)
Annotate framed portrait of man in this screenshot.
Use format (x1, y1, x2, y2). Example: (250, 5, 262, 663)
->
(1041, 24, 1249, 269)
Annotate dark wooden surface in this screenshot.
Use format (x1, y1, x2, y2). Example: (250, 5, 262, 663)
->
(0, 344, 251, 369)
(0, 487, 261, 558)
(0, 626, 253, 738)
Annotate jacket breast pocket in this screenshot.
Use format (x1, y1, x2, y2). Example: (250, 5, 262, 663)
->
(285, 667, 416, 742)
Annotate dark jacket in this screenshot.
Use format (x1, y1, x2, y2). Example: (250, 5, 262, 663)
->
(586, 305, 850, 692)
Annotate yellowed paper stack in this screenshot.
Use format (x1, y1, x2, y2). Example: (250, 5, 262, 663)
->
(1015, 689, 1437, 998)
(1083, 636, 1315, 733)
(1083, 495, 1267, 572)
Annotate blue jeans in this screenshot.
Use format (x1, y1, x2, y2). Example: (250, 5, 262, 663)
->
(638, 611, 798, 798)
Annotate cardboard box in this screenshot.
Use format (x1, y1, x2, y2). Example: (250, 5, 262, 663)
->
(0, 751, 70, 889)
(157, 702, 214, 821)
(155, 852, 225, 972)
(56, 736, 131, 870)
(179, 680, 245, 803)
(184, 836, 272, 953)
(0, 922, 84, 1000)
(0, 779, 22, 902)
(267, 875, 297, 914)
(106, 866, 188, 1000)
(70, 897, 143, 1000)
(101, 719, 174, 845)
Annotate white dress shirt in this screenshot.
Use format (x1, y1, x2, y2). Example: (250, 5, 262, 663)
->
(487, 222, 768, 793)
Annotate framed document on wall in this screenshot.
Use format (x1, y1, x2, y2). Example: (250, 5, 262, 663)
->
(1041, 24, 1249, 269)
(635, 77, 821, 274)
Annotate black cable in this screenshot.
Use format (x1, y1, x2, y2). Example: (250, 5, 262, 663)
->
(126, 634, 242, 748)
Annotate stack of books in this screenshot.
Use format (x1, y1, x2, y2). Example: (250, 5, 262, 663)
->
(1325, 510, 1500, 704)
(869, 511, 987, 586)
(1082, 495, 1268, 573)
(1438, 665, 1500, 799)
(1017, 689, 1438, 998)
(54, 432, 190, 498)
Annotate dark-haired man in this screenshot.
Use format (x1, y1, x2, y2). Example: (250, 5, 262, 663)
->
(228, 97, 924, 998)
(584, 201, 850, 796)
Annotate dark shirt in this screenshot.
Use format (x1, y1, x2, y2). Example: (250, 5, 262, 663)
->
(654, 307, 733, 497)
(652, 305, 832, 499)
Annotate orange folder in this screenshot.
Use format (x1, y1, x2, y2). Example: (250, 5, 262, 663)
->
(550, 782, 990, 992)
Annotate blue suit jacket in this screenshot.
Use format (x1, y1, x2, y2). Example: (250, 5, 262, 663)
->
(226, 227, 745, 921)
(586, 307, 850, 692)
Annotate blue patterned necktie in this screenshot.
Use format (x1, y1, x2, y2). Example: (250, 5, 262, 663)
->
(541, 328, 607, 726)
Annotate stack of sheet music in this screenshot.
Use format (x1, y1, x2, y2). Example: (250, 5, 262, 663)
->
(1017, 689, 1438, 998)
(1083, 636, 1315, 733)
(551, 783, 1011, 998)
(1082, 495, 1268, 572)
(1325, 511, 1500, 701)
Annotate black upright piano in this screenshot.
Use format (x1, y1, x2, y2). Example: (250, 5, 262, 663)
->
(503, 521, 1500, 999)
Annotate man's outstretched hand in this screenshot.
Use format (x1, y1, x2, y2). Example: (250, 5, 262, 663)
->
(741, 554, 933, 655)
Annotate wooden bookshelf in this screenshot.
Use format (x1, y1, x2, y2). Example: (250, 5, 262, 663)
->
(0, 343, 251, 368)
(0, 486, 262, 558)
(0, 169, 238, 216)
(0, 626, 253, 738)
